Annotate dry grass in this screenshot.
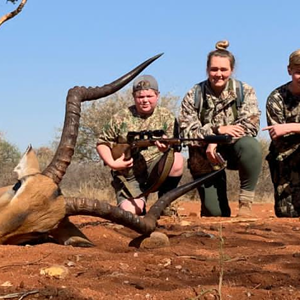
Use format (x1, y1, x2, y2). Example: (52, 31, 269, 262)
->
(63, 181, 115, 202)
(0, 138, 274, 205)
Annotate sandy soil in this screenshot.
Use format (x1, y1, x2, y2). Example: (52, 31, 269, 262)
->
(0, 201, 300, 300)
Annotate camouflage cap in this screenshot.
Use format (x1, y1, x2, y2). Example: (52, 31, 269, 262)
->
(132, 75, 159, 92)
(289, 49, 300, 68)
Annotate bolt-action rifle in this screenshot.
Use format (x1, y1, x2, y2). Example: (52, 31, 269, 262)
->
(111, 129, 233, 160)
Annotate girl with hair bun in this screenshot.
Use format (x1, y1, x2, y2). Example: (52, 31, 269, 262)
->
(179, 40, 262, 218)
(263, 49, 300, 217)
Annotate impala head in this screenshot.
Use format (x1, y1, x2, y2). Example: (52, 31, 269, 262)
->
(0, 54, 163, 245)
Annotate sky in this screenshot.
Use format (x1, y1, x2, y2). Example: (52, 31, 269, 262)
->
(0, 0, 299, 151)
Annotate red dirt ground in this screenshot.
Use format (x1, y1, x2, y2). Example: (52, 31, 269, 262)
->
(0, 201, 300, 300)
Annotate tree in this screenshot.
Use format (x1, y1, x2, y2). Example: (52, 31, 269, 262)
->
(0, 0, 27, 27)
(0, 134, 20, 166)
(0, 134, 21, 185)
(35, 146, 54, 171)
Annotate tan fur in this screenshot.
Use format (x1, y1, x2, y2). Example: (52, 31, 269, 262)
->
(0, 147, 93, 246)
(0, 174, 66, 244)
(0, 185, 13, 197)
(0, 149, 64, 244)
(0, 185, 14, 209)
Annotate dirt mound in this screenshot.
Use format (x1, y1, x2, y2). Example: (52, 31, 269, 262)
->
(0, 201, 299, 300)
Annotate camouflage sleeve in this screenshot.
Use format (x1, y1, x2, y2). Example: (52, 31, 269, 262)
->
(97, 118, 118, 149)
(266, 90, 284, 126)
(234, 83, 261, 137)
(179, 86, 214, 140)
(265, 90, 294, 158)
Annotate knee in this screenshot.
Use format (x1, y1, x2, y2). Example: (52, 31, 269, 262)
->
(119, 198, 145, 215)
(236, 137, 262, 159)
(169, 152, 184, 176)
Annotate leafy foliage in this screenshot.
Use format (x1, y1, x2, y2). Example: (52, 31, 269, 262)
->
(35, 146, 54, 171)
(0, 134, 21, 185)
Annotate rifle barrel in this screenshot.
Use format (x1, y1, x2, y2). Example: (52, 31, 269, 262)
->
(190, 134, 233, 144)
(130, 134, 233, 148)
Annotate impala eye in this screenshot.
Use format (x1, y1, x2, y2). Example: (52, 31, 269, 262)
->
(12, 180, 21, 192)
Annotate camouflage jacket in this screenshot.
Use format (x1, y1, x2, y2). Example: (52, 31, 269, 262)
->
(179, 78, 260, 146)
(97, 105, 177, 164)
(266, 82, 300, 161)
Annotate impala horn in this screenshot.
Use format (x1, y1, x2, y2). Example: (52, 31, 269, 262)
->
(42, 53, 163, 184)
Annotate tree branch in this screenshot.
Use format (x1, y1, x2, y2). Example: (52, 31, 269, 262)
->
(0, 290, 39, 299)
(0, 0, 28, 27)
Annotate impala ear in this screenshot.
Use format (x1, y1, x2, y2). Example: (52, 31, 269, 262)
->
(14, 145, 41, 179)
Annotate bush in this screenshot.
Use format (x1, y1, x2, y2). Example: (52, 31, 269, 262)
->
(0, 135, 21, 186)
(61, 160, 115, 201)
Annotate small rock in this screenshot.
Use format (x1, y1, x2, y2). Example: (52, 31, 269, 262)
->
(160, 258, 171, 267)
(66, 261, 75, 267)
(180, 220, 191, 226)
(1, 281, 12, 287)
(140, 232, 170, 249)
(75, 255, 82, 262)
(119, 263, 129, 270)
(40, 265, 69, 279)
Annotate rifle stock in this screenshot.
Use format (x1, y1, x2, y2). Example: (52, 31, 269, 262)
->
(111, 134, 233, 160)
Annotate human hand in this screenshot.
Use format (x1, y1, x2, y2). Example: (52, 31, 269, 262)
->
(262, 124, 300, 139)
(218, 124, 245, 137)
(206, 143, 219, 164)
(155, 135, 170, 152)
(109, 153, 133, 170)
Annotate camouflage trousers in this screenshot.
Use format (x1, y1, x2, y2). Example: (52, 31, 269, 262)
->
(267, 147, 300, 217)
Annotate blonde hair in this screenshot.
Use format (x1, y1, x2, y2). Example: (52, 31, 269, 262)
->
(207, 40, 235, 70)
(215, 40, 229, 50)
(289, 49, 300, 68)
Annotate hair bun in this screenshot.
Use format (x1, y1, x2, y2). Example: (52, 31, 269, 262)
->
(215, 40, 229, 50)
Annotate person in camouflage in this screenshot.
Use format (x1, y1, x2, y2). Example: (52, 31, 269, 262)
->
(179, 40, 262, 217)
(263, 49, 300, 217)
(97, 75, 184, 215)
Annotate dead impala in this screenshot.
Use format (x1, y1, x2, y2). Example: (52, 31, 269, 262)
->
(0, 54, 220, 246)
